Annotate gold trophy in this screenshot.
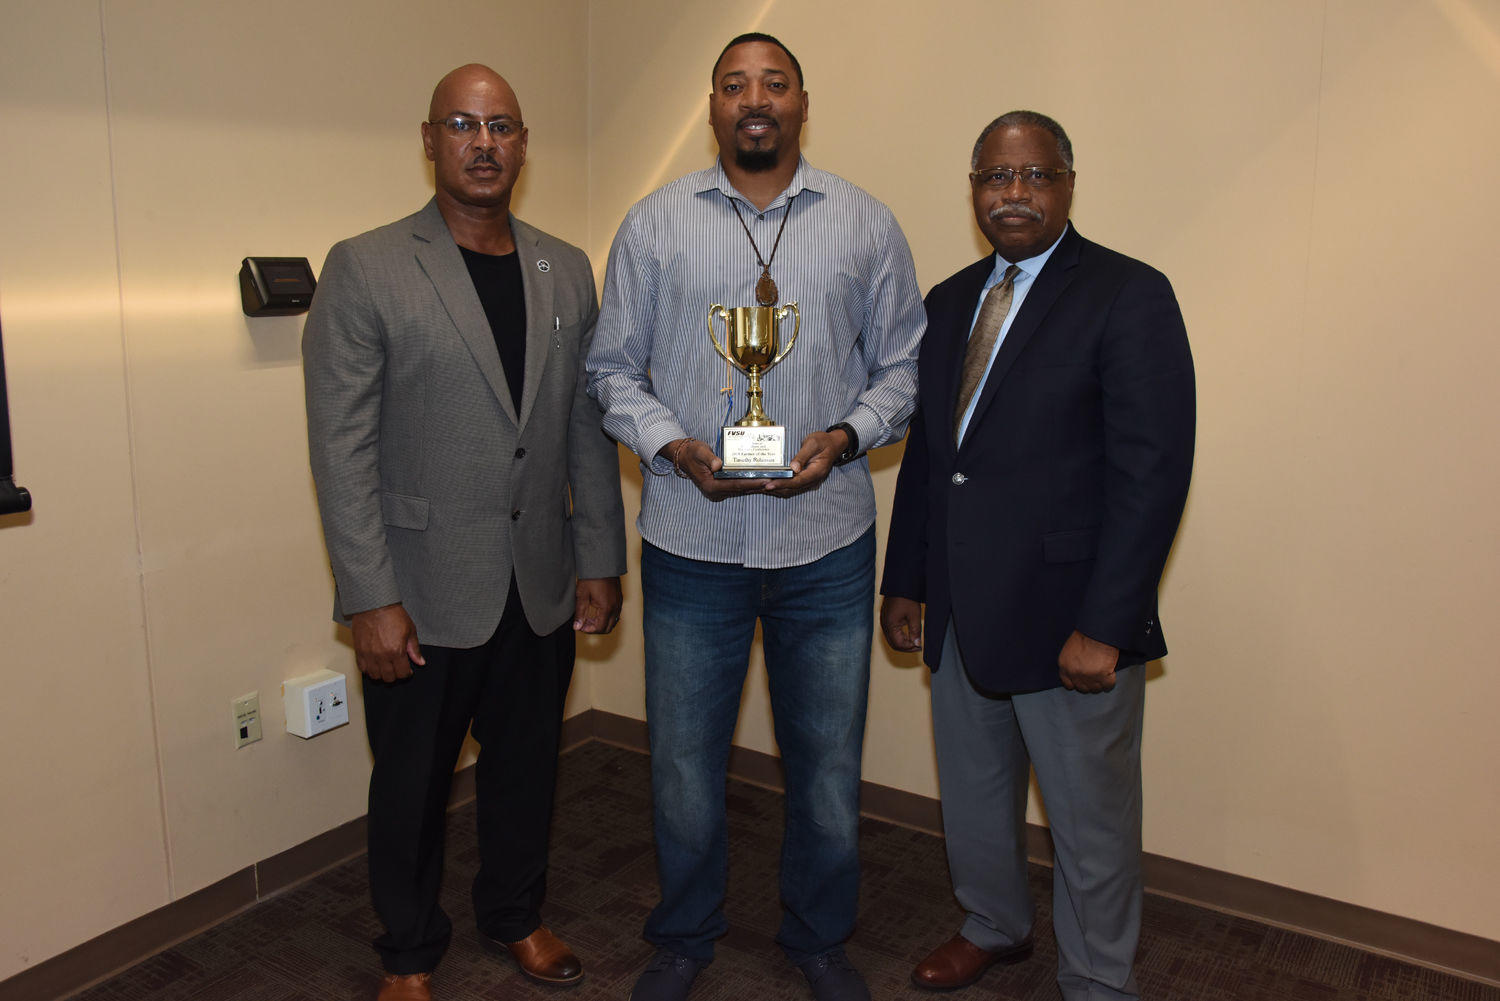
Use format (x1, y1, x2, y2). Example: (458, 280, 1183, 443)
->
(707, 302, 801, 478)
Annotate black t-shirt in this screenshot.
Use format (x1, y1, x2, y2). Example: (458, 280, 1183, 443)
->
(458, 246, 526, 411)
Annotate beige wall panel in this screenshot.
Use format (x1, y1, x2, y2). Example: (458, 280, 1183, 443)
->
(586, 0, 769, 264)
(1227, 0, 1498, 935)
(1143, 0, 1500, 941)
(92, 0, 591, 897)
(0, 2, 170, 981)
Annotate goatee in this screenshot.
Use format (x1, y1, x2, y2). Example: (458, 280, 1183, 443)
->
(735, 148, 779, 173)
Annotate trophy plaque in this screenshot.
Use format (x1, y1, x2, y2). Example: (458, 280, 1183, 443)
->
(707, 302, 800, 478)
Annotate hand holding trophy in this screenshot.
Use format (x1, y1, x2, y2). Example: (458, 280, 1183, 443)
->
(707, 301, 800, 478)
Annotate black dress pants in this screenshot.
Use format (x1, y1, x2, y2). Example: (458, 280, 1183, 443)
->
(362, 584, 574, 974)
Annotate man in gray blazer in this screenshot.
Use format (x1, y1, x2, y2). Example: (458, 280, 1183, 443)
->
(303, 64, 626, 1001)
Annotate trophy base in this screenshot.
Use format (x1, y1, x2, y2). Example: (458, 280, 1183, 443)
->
(713, 466, 795, 480)
(717, 425, 789, 478)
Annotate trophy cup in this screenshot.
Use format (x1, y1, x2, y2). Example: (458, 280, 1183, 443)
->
(707, 302, 801, 478)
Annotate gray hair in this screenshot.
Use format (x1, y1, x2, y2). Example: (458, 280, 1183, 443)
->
(970, 110, 1074, 170)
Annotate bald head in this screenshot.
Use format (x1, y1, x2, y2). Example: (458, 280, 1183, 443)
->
(428, 63, 521, 122)
(421, 64, 529, 227)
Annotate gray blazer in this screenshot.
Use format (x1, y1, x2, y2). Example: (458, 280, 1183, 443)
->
(303, 199, 626, 647)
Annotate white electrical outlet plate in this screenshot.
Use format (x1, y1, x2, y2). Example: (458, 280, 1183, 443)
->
(283, 669, 350, 738)
(232, 692, 262, 748)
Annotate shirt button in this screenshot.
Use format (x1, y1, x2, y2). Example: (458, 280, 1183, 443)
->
(511, 509, 521, 521)
(951, 472, 967, 485)
(514, 447, 526, 459)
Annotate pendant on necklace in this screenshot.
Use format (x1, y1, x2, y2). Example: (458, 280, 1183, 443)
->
(756, 270, 778, 306)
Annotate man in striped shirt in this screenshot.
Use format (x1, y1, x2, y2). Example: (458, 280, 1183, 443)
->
(586, 31, 924, 1001)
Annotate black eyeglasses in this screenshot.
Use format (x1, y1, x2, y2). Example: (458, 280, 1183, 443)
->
(426, 116, 526, 142)
(969, 166, 1071, 189)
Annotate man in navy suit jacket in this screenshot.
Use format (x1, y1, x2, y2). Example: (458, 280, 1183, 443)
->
(880, 111, 1194, 1001)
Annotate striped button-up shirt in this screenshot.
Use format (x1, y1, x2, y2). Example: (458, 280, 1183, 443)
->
(587, 159, 925, 568)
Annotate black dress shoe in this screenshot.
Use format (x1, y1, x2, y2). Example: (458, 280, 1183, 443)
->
(629, 949, 708, 1001)
(797, 949, 871, 1001)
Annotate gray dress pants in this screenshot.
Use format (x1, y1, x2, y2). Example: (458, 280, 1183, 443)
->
(931, 621, 1146, 1001)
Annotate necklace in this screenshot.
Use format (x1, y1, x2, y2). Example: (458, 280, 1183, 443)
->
(724, 192, 798, 305)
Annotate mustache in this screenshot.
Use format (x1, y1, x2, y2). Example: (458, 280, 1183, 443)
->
(989, 204, 1042, 223)
(468, 152, 500, 168)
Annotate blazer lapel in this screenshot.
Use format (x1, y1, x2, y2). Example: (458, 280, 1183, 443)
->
(962, 225, 1083, 440)
(510, 216, 555, 435)
(410, 200, 520, 426)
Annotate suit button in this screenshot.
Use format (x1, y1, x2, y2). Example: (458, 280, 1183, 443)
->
(951, 472, 967, 485)
(511, 509, 521, 521)
(514, 447, 526, 459)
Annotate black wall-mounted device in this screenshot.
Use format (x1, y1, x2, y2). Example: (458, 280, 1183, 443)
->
(0, 315, 32, 515)
(240, 257, 317, 316)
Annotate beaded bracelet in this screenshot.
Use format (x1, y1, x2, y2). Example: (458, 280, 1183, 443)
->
(670, 438, 698, 479)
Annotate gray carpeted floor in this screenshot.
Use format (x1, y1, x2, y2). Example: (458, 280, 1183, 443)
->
(71, 741, 1498, 1001)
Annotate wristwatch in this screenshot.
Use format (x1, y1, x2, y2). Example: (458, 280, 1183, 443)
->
(827, 422, 860, 465)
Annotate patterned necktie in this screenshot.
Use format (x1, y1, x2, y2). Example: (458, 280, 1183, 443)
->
(953, 264, 1021, 441)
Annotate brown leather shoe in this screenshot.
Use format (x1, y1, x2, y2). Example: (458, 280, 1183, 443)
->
(377, 972, 432, 1001)
(503, 926, 584, 986)
(910, 932, 1033, 990)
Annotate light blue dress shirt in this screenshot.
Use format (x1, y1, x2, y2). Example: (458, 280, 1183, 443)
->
(587, 158, 926, 568)
(955, 224, 1069, 444)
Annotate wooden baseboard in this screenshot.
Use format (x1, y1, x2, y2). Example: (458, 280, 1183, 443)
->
(1136, 852, 1500, 987)
(4, 707, 1494, 1000)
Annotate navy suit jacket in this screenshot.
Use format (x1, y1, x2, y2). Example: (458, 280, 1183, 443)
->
(881, 226, 1195, 693)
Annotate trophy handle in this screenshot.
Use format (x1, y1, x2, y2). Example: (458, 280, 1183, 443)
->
(770, 302, 800, 367)
(707, 303, 737, 368)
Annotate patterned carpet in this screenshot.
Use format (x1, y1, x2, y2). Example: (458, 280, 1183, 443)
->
(72, 741, 1497, 1001)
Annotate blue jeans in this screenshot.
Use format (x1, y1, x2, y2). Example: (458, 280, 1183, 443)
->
(640, 528, 874, 963)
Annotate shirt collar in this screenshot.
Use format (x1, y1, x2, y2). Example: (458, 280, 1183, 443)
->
(986, 222, 1070, 288)
(697, 156, 823, 211)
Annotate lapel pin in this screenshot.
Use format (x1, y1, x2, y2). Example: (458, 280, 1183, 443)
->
(537, 259, 551, 272)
